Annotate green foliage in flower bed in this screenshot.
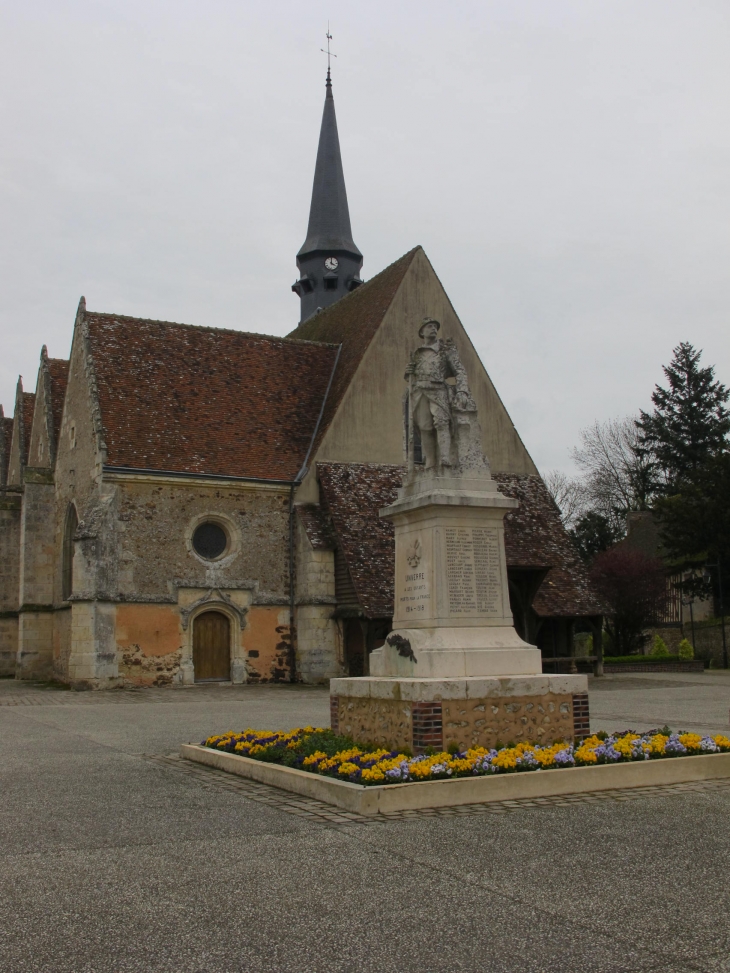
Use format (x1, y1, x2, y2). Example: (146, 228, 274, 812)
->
(202, 727, 730, 786)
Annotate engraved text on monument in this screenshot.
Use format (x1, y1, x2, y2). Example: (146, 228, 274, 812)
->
(445, 527, 501, 615)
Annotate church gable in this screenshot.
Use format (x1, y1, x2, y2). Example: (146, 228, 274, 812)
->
(6, 380, 36, 487)
(0, 411, 12, 487)
(27, 348, 70, 471)
(84, 312, 340, 481)
(289, 248, 420, 456)
(301, 247, 537, 475)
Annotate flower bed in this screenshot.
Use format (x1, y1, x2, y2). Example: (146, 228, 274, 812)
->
(202, 726, 730, 787)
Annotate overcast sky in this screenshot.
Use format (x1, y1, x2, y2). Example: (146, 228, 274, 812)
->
(1, 0, 728, 474)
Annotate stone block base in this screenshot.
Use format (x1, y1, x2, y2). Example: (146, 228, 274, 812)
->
(330, 676, 590, 754)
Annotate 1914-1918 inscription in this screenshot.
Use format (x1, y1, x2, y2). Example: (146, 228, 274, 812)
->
(445, 526, 501, 615)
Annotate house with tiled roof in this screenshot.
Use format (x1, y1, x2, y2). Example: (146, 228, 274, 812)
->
(0, 68, 602, 687)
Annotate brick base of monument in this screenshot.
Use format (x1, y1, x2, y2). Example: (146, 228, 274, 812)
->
(329, 676, 591, 754)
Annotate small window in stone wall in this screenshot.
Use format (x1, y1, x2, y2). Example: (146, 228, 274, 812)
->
(192, 522, 228, 560)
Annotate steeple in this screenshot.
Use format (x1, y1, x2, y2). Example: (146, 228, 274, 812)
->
(292, 66, 363, 324)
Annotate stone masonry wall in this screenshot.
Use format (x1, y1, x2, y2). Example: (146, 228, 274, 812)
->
(17, 476, 56, 678)
(440, 693, 575, 749)
(295, 517, 341, 683)
(115, 479, 290, 601)
(333, 692, 581, 753)
(0, 492, 21, 675)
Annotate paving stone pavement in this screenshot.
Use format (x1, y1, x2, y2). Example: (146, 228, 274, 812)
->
(3, 672, 730, 973)
(147, 751, 730, 827)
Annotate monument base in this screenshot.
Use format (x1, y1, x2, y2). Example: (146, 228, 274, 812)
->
(330, 675, 590, 754)
(369, 626, 542, 678)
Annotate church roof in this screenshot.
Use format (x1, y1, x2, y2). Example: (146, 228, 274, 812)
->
(289, 247, 420, 452)
(85, 314, 340, 481)
(1, 416, 12, 485)
(297, 74, 361, 259)
(496, 472, 605, 618)
(47, 357, 69, 448)
(20, 392, 36, 465)
(309, 462, 603, 619)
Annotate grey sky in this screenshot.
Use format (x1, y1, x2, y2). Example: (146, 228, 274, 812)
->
(1, 0, 728, 473)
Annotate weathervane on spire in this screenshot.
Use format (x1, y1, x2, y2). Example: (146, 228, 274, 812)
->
(321, 24, 337, 84)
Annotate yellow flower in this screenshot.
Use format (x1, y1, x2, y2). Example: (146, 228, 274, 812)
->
(646, 734, 669, 754)
(678, 733, 703, 751)
(302, 750, 327, 767)
(361, 767, 385, 782)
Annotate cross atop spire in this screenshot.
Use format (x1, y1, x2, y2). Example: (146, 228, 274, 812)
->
(321, 24, 337, 84)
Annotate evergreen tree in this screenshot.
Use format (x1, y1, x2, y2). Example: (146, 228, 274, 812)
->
(569, 511, 620, 563)
(637, 342, 730, 492)
(655, 451, 730, 604)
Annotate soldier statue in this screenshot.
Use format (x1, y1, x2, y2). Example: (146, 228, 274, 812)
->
(404, 317, 481, 473)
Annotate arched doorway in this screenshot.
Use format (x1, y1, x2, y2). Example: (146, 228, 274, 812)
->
(193, 611, 231, 682)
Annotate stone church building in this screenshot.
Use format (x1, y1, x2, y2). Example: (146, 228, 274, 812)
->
(0, 70, 602, 688)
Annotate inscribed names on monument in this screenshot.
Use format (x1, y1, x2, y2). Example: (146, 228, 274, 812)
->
(445, 526, 501, 615)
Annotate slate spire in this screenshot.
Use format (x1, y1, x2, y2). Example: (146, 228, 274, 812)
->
(293, 69, 363, 323)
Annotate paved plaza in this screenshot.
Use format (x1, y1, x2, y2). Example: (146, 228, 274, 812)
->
(2, 671, 730, 973)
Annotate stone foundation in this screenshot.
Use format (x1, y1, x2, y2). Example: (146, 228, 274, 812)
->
(330, 676, 590, 753)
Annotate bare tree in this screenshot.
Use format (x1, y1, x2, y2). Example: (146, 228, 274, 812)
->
(572, 417, 654, 534)
(543, 469, 587, 529)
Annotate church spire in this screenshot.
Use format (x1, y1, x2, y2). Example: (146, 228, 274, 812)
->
(292, 50, 363, 324)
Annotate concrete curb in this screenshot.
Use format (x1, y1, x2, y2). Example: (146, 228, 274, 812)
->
(180, 744, 730, 816)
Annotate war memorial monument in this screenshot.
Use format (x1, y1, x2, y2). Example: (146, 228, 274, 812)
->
(330, 317, 591, 753)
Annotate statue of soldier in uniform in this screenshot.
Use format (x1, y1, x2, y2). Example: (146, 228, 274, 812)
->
(405, 317, 480, 473)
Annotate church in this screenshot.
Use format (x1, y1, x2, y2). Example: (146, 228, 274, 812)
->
(0, 69, 602, 688)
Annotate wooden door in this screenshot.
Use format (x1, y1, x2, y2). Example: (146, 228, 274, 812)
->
(193, 611, 230, 682)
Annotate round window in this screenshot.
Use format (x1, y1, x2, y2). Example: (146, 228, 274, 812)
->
(192, 522, 228, 560)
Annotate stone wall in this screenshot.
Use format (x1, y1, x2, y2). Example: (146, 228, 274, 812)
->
(0, 491, 20, 675)
(294, 516, 341, 683)
(114, 478, 291, 601)
(333, 689, 585, 753)
(647, 624, 728, 668)
(17, 474, 56, 678)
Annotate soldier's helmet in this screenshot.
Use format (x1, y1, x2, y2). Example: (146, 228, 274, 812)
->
(418, 317, 441, 337)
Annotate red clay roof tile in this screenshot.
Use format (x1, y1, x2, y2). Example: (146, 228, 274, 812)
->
(21, 392, 35, 464)
(84, 314, 339, 481)
(1, 416, 13, 484)
(47, 358, 69, 448)
(316, 462, 603, 619)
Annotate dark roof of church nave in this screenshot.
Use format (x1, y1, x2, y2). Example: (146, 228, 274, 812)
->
(1, 416, 13, 474)
(47, 357, 70, 447)
(20, 392, 36, 463)
(83, 249, 418, 481)
(306, 462, 603, 619)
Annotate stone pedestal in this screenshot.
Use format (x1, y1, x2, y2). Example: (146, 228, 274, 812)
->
(371, 471, 542, 678)
(330, 470, 590, 752)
